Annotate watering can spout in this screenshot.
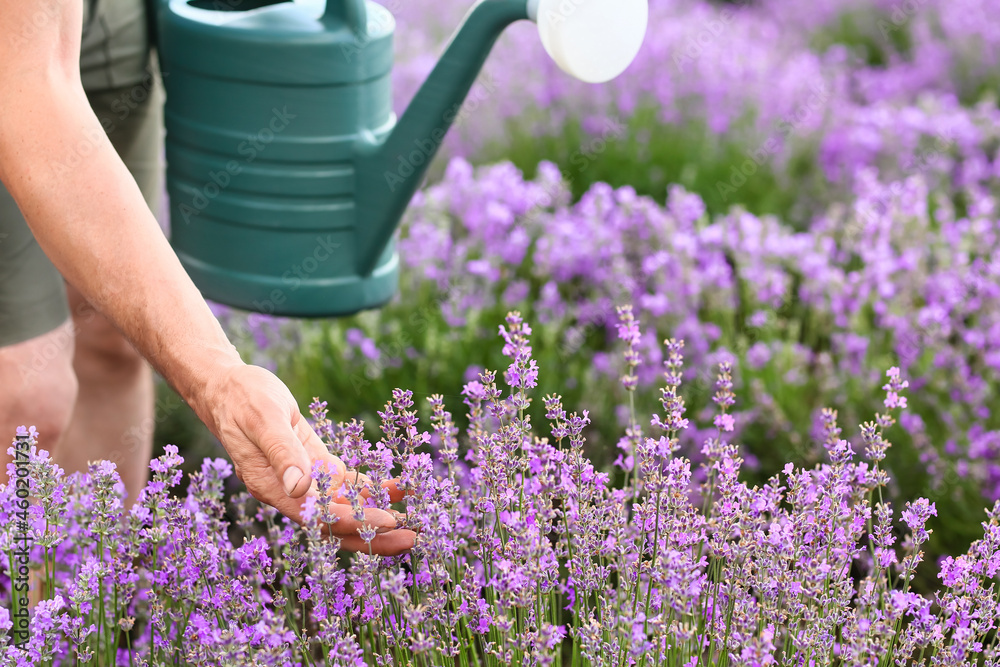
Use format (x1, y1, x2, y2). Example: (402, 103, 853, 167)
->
(355, 0, 530, 276)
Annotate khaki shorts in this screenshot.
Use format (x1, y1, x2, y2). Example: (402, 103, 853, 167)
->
(0, 73, 163, 346)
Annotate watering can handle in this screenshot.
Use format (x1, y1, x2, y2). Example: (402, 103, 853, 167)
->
(322, 0, 367, 34)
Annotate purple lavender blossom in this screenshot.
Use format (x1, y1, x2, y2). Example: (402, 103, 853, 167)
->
(10, 313, 989, 665)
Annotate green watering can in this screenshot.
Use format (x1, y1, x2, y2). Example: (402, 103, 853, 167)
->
(158, 0, 648, 317)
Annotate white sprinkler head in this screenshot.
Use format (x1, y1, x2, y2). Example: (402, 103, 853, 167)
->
(530, 0, 648, 84)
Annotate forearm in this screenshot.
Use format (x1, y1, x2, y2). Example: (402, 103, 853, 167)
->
(0, 72, 242, 423)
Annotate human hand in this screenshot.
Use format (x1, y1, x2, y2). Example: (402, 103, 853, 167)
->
(197, 364, 416, 555)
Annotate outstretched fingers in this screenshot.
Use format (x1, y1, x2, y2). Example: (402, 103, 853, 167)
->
(251, 401, 313, 498)
(299, 424, 405, 504)
(338, 530, 418, 556)
(294, 414, 416, 555)
(321, 503, 399, 536)
(381, 478, 410, 503)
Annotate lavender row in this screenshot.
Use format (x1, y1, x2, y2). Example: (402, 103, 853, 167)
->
(4, 311, 999, 664)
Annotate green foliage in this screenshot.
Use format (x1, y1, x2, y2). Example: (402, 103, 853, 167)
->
(152, 381, 222, 483)
(953, 54, 1000, 107)
(475, 107, 816, 222)
(281, 293, 620, 460)
(809, 7, 913, 67)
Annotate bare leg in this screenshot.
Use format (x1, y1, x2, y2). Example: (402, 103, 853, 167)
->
(0, 321, 78, 463)
(0, 321, 80, 606)
(59, 286, 155, 506)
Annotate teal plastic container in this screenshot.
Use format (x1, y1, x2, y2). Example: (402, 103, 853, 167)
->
(157, 0, 529, 317)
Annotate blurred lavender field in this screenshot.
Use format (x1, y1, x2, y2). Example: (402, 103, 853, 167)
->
(390, 0, 1000, 213)
(189, 0, 1000, 574)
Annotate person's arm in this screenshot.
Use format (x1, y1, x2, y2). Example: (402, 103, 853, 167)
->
(0, 0, 413, 555)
